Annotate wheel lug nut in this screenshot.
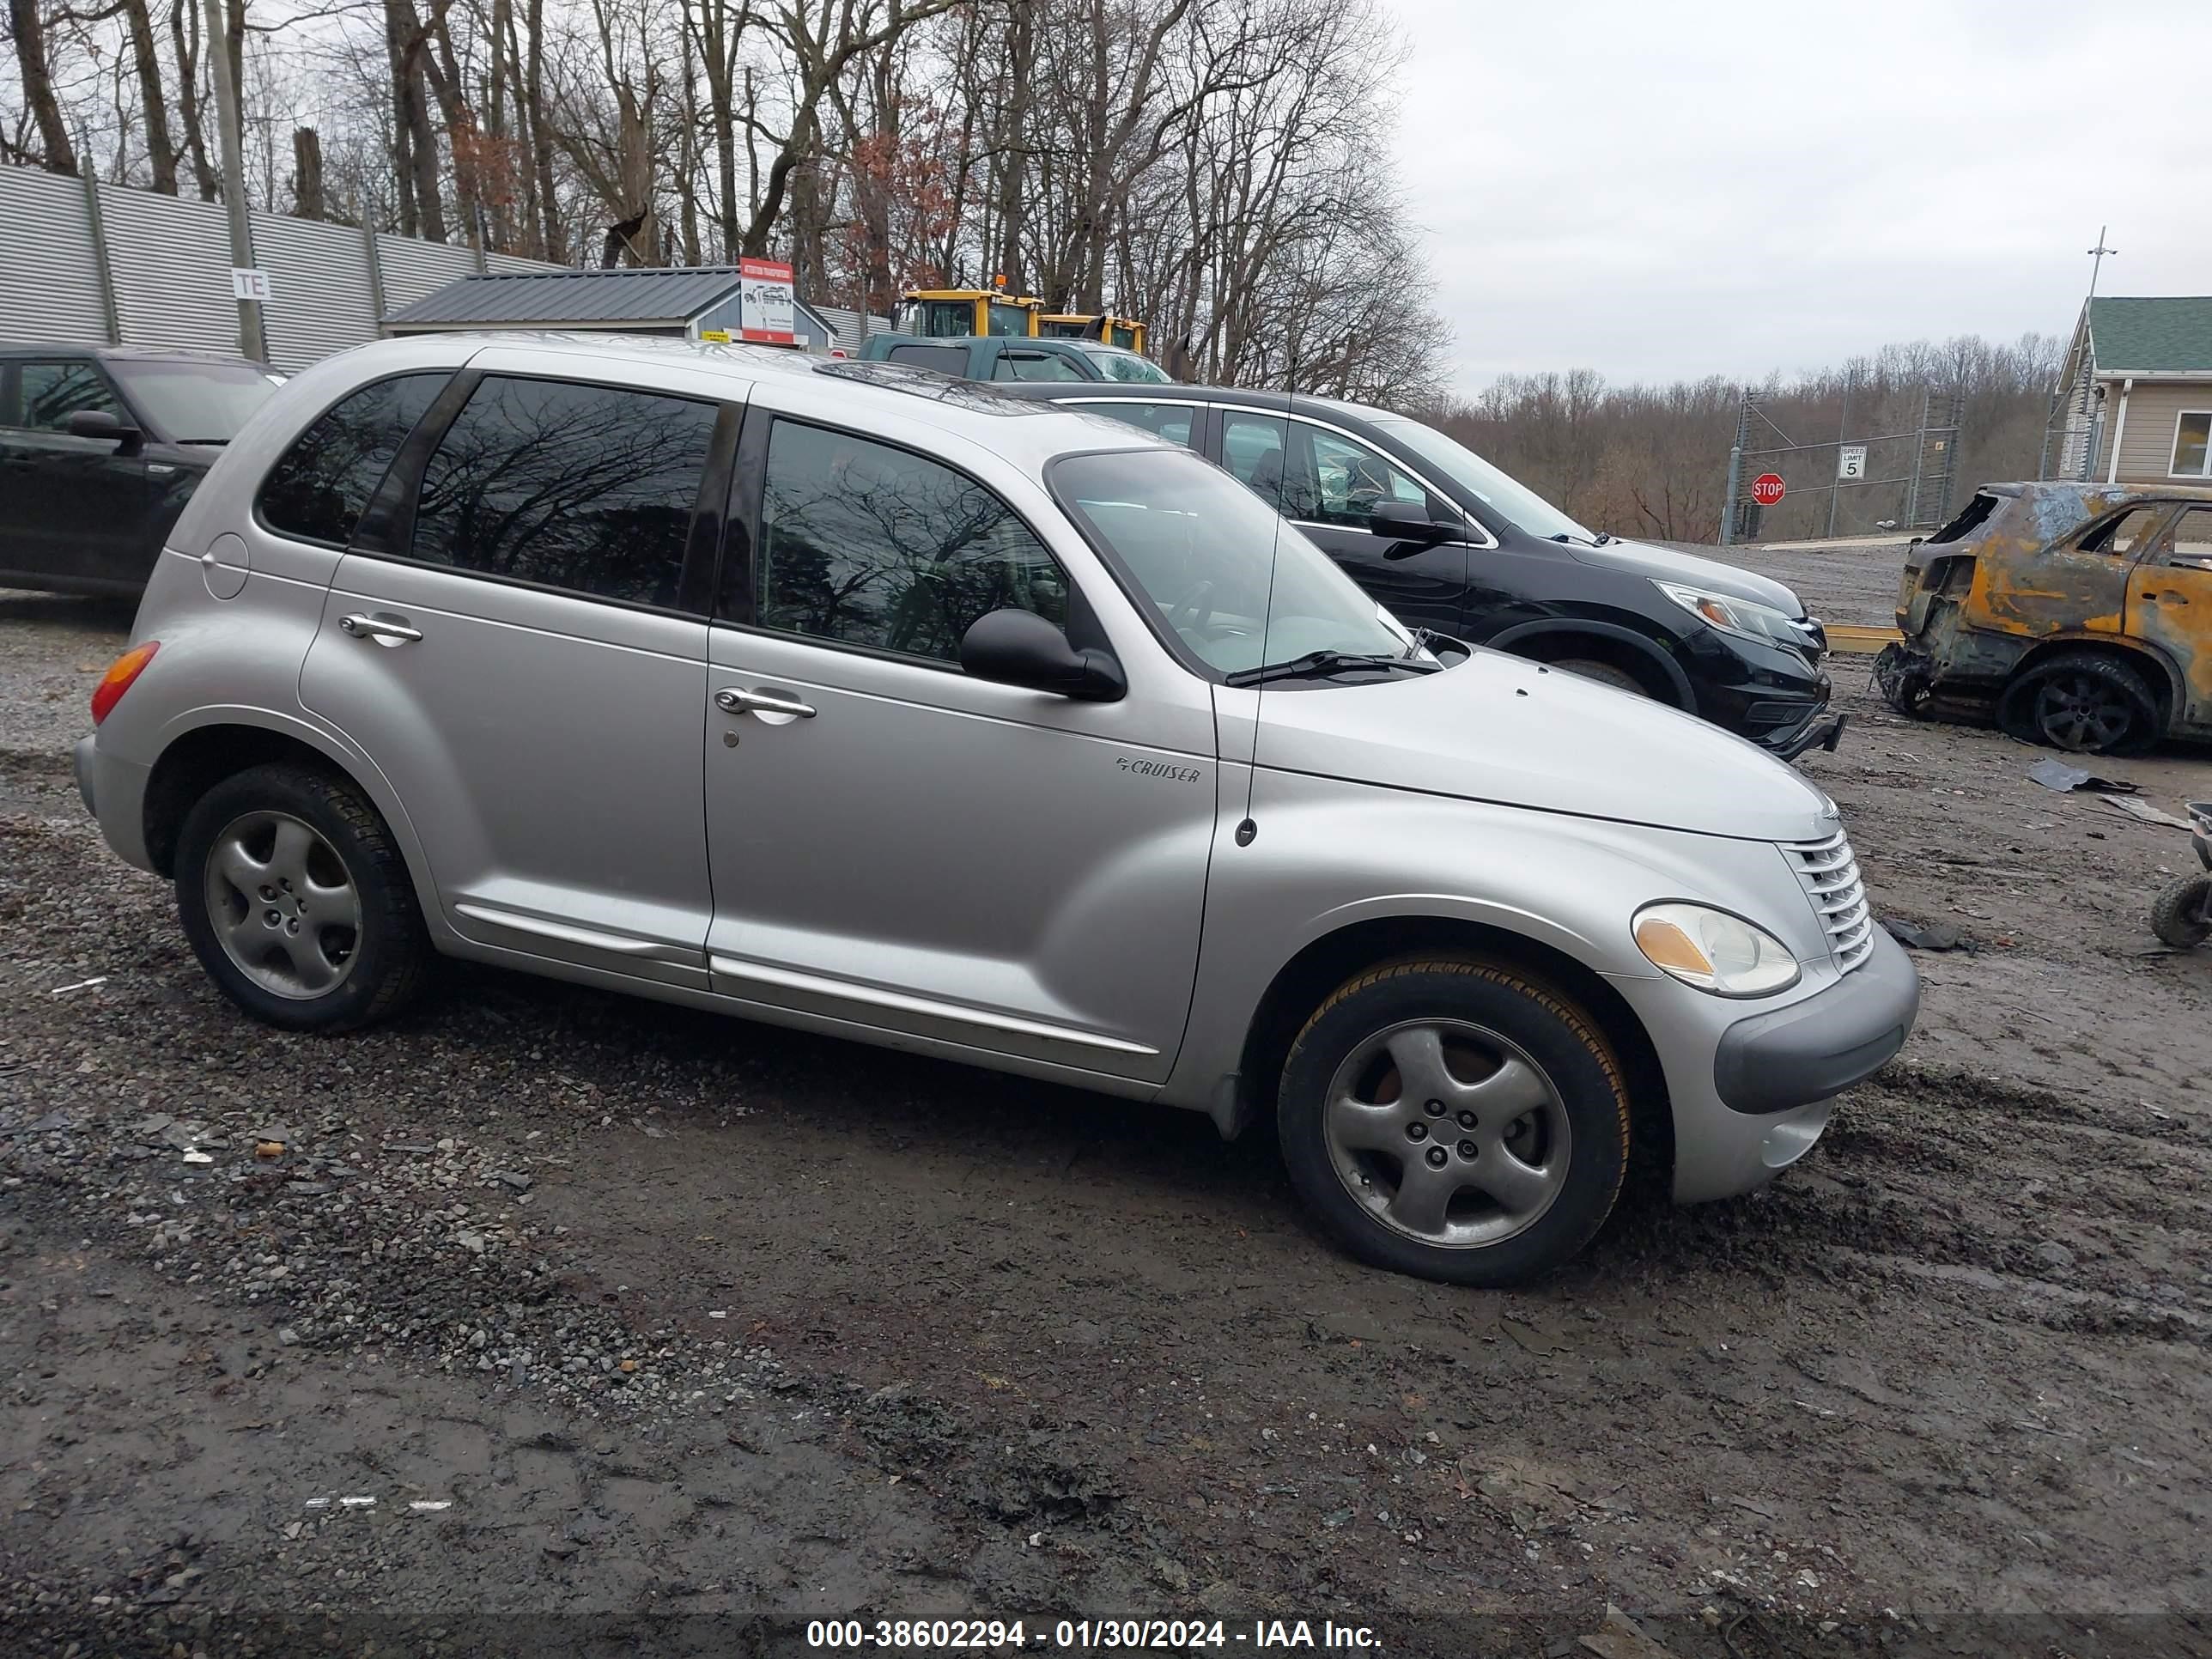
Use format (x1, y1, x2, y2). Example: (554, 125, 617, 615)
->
(259, 885, 276, 900)
(1423, 1099, 1445, 1116)
(1425, 1146, 1448, 1169)
(1406, 1122, 1428, 1142)
(1457, 1139, 1478, 1159)
(264, 908, 280, 925)
(1457, 1110, 1477, 1129)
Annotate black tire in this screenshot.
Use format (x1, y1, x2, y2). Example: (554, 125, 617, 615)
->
(1552, 658, 1650, 697)
(1277, 957, 1632, 1286)
(2151, 874, 2212, 951)
(1996, 650, 2160, 756)
(174, 762, 430, 1032)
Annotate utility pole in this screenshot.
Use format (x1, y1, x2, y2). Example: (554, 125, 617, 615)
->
(204, 0, 266, 362)
(1825, 369, 1851, 539)
(2086, 226, 2118, 302)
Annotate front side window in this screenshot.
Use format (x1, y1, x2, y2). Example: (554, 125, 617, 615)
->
(258, 372, 449, 547)
(1076, 401, 1197, 449)
(756, 420, 1069, 663)
(1302, 427, 1439, 529)
(2160, 506, 2212, 568)
(1053, 447, 1407, 678)
(1370, 415, 1598, 544)
(107, 358, 278, 443)
(18, 362, 121, 431)
(410, 375, 716, 610)
(2173, 412, 2210, 478)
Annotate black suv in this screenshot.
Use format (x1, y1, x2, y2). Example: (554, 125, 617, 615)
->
(996, 382, 1841, 757)
(0, 343, 282, 597)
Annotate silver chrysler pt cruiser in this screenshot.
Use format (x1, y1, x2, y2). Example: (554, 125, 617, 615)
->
(76, 333, 1918, 1285)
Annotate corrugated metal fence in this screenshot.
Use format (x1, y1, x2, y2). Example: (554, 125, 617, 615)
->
(0, 161, 565, 371)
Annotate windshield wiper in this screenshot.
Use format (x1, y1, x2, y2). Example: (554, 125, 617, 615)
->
(1225, 649, 1440, 688)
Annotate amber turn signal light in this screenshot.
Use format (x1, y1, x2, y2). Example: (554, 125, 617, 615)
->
(89, 641, 159, 726)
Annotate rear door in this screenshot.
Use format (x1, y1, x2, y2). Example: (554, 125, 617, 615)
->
(299, 369, 737, 986)
(2129, 503, 2212, 729)
(0, 358, 165, 588)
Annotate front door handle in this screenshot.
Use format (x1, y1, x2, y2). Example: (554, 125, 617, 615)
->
(339, 612, 424, 644)
(715, 686, 817, 719)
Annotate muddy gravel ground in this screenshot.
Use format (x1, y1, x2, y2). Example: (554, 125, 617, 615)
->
(3, 572, 2209, 1659)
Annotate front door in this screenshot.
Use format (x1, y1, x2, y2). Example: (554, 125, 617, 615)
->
(702, 413, 1215, 1083)
(1214, 409, 1470, 635)
(0, 359, 165, 587)
(2130, 502, 2212, 730)
(299, 372, 729, 986)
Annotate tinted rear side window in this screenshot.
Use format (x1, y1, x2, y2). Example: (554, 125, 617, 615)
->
(886, 343, 969, 375)
(258, 372, 448, 546)
(409, 375, 716, 610)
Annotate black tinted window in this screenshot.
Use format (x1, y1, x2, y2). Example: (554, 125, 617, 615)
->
(886, 343, 969, 375)
(18, 362, 120, 430)
(1078, 400, 1196, 447)
(757, 420, 1068, 663)
(410, 376, 715, 610)
(258, 373, 447, 546)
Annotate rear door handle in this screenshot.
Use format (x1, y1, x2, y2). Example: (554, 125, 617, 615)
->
(714, 686, 817, 719)
(339, 612, 423, 644)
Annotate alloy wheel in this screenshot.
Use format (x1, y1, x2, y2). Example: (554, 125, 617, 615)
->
(202, 811, 363, 999)
(1322, 1018, 1571, 1249)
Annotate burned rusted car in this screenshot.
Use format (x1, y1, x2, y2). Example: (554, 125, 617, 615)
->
(1875, 481, 2212, 754)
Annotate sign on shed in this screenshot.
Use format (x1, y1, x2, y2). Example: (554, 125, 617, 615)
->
(738, 258, 795, 344)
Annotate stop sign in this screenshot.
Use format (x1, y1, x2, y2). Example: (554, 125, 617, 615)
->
(1751, 472, 1786, 507)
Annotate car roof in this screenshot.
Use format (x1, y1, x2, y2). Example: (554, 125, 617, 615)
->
(0, 342, 268, 368)
(992, 377, 1394, 426)
(317, 331, 1172, 473)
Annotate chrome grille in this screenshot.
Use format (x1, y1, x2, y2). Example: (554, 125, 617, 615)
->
(1787, 829, 1873, 973)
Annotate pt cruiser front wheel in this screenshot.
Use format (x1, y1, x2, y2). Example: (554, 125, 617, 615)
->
(1278, 958, 1631, 1286)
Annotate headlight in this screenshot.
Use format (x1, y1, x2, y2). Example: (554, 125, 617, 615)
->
(1654, 580, 1803, 647)
(1632, 902, 1802, 997)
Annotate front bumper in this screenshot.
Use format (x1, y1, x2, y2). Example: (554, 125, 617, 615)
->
(1713, 928, 1921, 1113)
(1775, 710, 1847, 761)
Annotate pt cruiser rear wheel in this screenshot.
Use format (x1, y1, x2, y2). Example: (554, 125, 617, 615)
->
(1278, 958, 1631, 1286)
(175, 763, 430, 1032)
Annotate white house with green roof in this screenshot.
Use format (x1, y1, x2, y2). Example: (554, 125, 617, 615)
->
(2048, 295, 2212, 484)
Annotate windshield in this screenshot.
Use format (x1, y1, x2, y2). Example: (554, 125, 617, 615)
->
(1080, 347, 1171, 385)
(108, 358, 279, 442)
(1052, 447, 1409, 678)
(1370, 416, 1596, 544)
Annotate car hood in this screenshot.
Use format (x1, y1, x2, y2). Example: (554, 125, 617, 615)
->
(1561, 538, 1807, 617)
(1250, 648, 1835, 842)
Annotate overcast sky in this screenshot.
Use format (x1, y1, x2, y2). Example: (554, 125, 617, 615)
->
(1388, 0, 2212, 394)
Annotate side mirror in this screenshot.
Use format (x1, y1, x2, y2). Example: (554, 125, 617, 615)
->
(68, 409, 143, 453)
(1370, 498, 1460, 556)
(959, 609, 1127, 702)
